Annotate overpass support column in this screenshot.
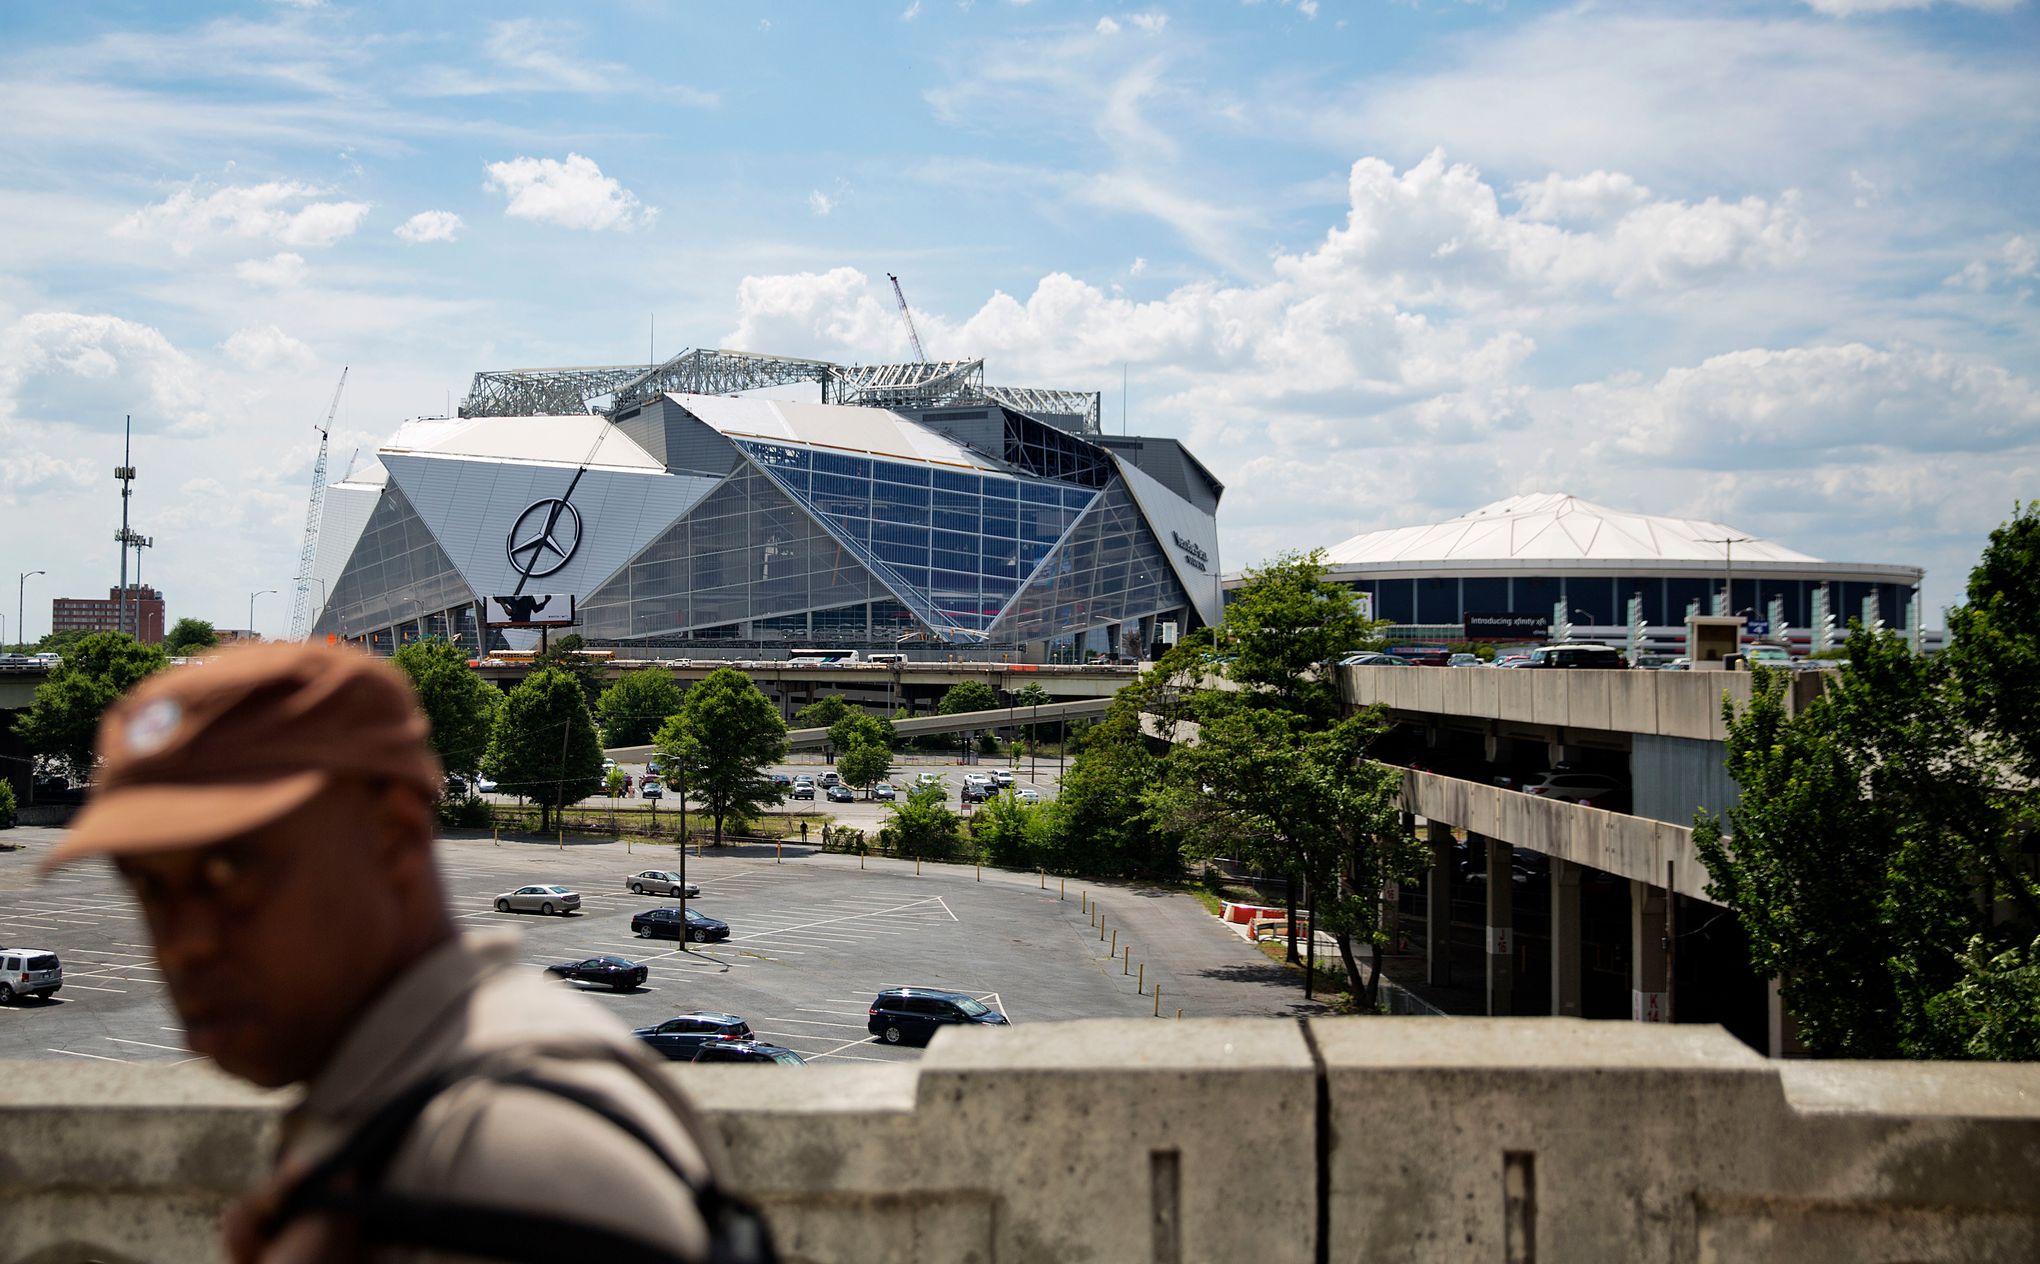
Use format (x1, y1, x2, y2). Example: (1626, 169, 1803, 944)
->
(1549, 859, 1583, 1017)
(1484, 834, 1514, 1016)
(1631, 880, 1668, 1023)
(1425, 819, 1453, 987)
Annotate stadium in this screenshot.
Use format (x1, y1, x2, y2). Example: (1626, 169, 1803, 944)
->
(1298, 493, 1927, 654)
(306, 349, 1223, 660)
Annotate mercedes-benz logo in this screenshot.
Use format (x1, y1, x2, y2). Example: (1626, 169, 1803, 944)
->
(506, 497, 583, 579)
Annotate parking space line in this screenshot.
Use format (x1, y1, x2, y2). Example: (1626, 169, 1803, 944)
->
(105, 1037, 188, 1053)
(60, 983, 127, 993)
(762, 1017, 869, 1030)
(50, 1048, 125, 1061)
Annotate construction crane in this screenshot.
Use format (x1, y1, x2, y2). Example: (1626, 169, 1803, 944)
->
(288, 367, 347, 640)
(887, 273, 928, 363)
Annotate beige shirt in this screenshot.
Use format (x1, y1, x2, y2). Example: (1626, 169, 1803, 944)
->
(279, 930, 715, 1262)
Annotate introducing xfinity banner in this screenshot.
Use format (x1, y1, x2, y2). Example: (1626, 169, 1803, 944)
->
(484, 594, 577, 627)
(1464, 612, 1550, 639)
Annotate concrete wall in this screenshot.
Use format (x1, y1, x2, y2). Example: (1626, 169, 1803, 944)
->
(1632, 733, 1741, 827)
(1341, 665, 1826, 740)
(4, 1021, 2036, 1264)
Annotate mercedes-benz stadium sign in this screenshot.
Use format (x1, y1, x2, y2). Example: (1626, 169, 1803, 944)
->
(506, 497, 583, 579)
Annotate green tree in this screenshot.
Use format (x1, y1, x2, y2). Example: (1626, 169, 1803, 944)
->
(793, 694, 851, 729)
(653, 667, 786, 847)
(481, 665, 604, 831)
(971, 789, 1047, 868)
(605, 764, 628, 799)
(595, 668, 684, 747)
(16, 632, 168, 781)
(837, 735, 894, 798)
(163, 618, 218, 655)
(1945, 500, 2040, 783)
(1218, 549, 1383, 724)
(34, 629, 87, 657)
(532, 633, 604, 708)
(1043, 697, 1179, 877)
(392, 639, 501, 781)
(887, 781, 962, 859)
(938, 680, 1001, 716)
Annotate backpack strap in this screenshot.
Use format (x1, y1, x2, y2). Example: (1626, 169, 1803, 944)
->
(263, 1044, 776, 1263)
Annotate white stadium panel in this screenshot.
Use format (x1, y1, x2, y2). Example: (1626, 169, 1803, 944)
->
(1109, 452, 1224, 627)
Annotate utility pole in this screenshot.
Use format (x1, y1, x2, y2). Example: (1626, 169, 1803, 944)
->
(18, 570, 44, 652)
(115, 415, 136, 637)
(1702, 536, 1754, 617)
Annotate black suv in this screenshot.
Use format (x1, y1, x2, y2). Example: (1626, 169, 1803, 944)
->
(691, 1040, 806, 1065)
(867, 987, 1010, 1046)
(632, 1012, 752, 1061)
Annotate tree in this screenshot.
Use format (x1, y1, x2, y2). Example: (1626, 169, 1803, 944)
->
(1043, 697, 1180, 877)
(793, 694, 851, 730)
(1218, 549, 1383, 725)
(971, 789, 1047, 868)
(34, 629, 87, 657)
(595, 669, 684, 747)
(938, 680, 1000, 716)
(1694, 504, 2040, 1060)
(532, 633, 604, 708)
(837, 737, 894, 799)
(392, 639, 501, 781)
(1014, 681, 1052, 739)
(887, 781, 962, 859)
(16, 633, 168, 781)
(164, 618, 217, 655)
(481, 666, 604, 831)
(653, 667, 786, 848)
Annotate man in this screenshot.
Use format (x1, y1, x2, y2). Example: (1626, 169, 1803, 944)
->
(45, 643, 762, 1263)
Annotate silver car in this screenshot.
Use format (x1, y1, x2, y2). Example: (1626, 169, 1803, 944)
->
(626, 870, 700, 898)
(494, 884, 581, 916)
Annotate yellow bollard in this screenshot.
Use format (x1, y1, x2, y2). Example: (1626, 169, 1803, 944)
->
(557, 828, 563, 851)
(1138, 962, 1145, 994)
(1099, 915, 1106, 942)
(976, 861, 981, 882)
(1154, 986, 1161, 1017)
(916, 856, 921, 876)
(776, 841, 782, 865)
(1040, 869, 1045, 889)
(860, 849, 866, 870)
(493, 823, 499, 847)
(1059, 877, 1065, 901)
(696, 837, 703, 858)
(1110, 928, 1117, 956)
(1176, 1009, 1182, 1021)
(1123, 945, 1131, 975)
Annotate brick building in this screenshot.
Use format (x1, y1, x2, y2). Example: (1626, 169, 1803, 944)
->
(51, 586, 165, 644)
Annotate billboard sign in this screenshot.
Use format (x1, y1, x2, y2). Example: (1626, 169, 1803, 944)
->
(484, 594, 577, 627)
(1464, 611, 1550, 639)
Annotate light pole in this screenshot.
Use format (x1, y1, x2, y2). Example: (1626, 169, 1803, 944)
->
(16, 570, 41, 651)
(1702, 536, 1754, 616)
(295, 575, 327, 633)
(249, 589, 277, 639)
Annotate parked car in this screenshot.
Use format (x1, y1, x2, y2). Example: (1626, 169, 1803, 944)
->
(1340, 652, 1402, 667)
(640, 780, 664, 800)
(770, 774, 792, 789)
(818, 772, 841, 788)
(790, 782, 815, 800)
(867, 987, 1010, 1046)
(543, 955, 648, 991)
(872, 782, 897, 801)
(474, 775, 499, 793)
(1522, 643, 1627, 669)
(1744, 643, 1793, 666)
(631, 906, 731, 943)
(1520, 772, 1628, 809)
(960, 782, 990, 804)
(691, 1040, 806, 1066)
(626, 870, 699, 898)
(914, 772, 944, 787)
(493, 885, 580, 915)
(1449, 653, 1482, 668)
(1015, 787, 1042, 804)
(990, 769, 1014, 787)
(0, 949, 62, 1004)
(963, 772, 993, 787)
(826, 784, 855, 803)
(633, 1012, 752, 1061)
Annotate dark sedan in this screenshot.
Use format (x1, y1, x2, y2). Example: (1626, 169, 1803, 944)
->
(631, 905, 732, 943)
(825, 784, 855, 803)
(543, 956, 648, 991)
(691, 1040, 806, 1066)
(633, 1012, 752, 1061)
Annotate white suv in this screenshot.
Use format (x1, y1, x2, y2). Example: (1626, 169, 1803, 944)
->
(0, 948, 62, 1004)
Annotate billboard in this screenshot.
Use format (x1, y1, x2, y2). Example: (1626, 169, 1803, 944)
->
(484, 594, 577, 627)
(1464, 611, 1550, 640)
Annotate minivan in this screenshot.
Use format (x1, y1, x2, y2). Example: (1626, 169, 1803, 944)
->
(0, 949, 62, 1003)
(868, 987, 1010, 1046)
(1523, 643, 1627, 669)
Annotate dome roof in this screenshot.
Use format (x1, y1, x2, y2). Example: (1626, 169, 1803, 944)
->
(1325, 493, 1822, 567)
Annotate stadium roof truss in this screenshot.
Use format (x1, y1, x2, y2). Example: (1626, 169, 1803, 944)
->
(460, 347, 1101, 433)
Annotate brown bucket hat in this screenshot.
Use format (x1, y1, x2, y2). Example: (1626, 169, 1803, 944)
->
(43, 641, 443, 870)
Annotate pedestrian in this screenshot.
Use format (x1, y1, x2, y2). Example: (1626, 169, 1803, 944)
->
(44, 643, 772, 1263)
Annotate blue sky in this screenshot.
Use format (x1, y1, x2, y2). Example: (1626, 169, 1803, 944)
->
(1, 0, 2036, 638)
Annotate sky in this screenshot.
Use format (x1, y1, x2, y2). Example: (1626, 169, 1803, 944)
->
(1, 0, 2035, 641)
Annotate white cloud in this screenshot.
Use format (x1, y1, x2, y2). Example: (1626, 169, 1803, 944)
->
(482, 153, 655, 232)
(420, 19, 719, 106)
(234, 252, 308, 287)
(902, 0, 923, 17)
(1510, 171, 1653, 224)
(1130, 256, 1147, 276)
(221, 324, 315, 371)
(111, 179, 370, 254)
(1944, 234, 2038, 290)
(0, 312, 216, 436)
(1297, 1, 1319, 18)
(1128, 12, 1168, 33)
(1798, 0, 2020, 15)
(1096, 16, 1121, 35)
(807, 190, 834, 217)
(393, 210, 463, 243)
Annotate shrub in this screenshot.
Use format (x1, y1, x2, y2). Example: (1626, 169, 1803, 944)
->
(0, 779, 16, 829)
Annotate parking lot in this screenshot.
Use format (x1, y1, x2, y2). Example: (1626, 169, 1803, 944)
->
(0, 826, 1213, 1069)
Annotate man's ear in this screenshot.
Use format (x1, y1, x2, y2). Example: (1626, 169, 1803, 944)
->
(374, 782, 437, 865)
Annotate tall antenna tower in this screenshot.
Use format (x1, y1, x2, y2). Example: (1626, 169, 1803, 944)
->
(289, 367, 348, 640)
(887, 273, 928, 363)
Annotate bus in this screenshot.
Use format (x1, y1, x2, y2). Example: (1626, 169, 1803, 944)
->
(866, 652, 908, 666)
(787, 648, 861, 665)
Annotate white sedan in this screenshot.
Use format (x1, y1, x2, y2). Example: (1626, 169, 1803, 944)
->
(494, 884, 581, 916)
(1016, 788, 1042, 803)
(626, 870, 700, 898)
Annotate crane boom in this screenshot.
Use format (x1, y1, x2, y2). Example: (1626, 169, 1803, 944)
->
(288, 367, 348, 640)
(887, 273, 928, 364)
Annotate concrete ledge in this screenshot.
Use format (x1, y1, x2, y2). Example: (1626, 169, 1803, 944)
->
(3, 1022, 2037, 1264)
(1342, 665, 1781, 741)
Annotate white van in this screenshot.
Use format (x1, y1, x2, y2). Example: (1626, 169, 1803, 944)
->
(0, 948, 63, 1003)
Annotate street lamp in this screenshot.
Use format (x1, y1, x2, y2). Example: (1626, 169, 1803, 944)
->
(1702, 536, 1755, 616)
(18, 569, 44, 651)
(249, 589, 277, 639)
